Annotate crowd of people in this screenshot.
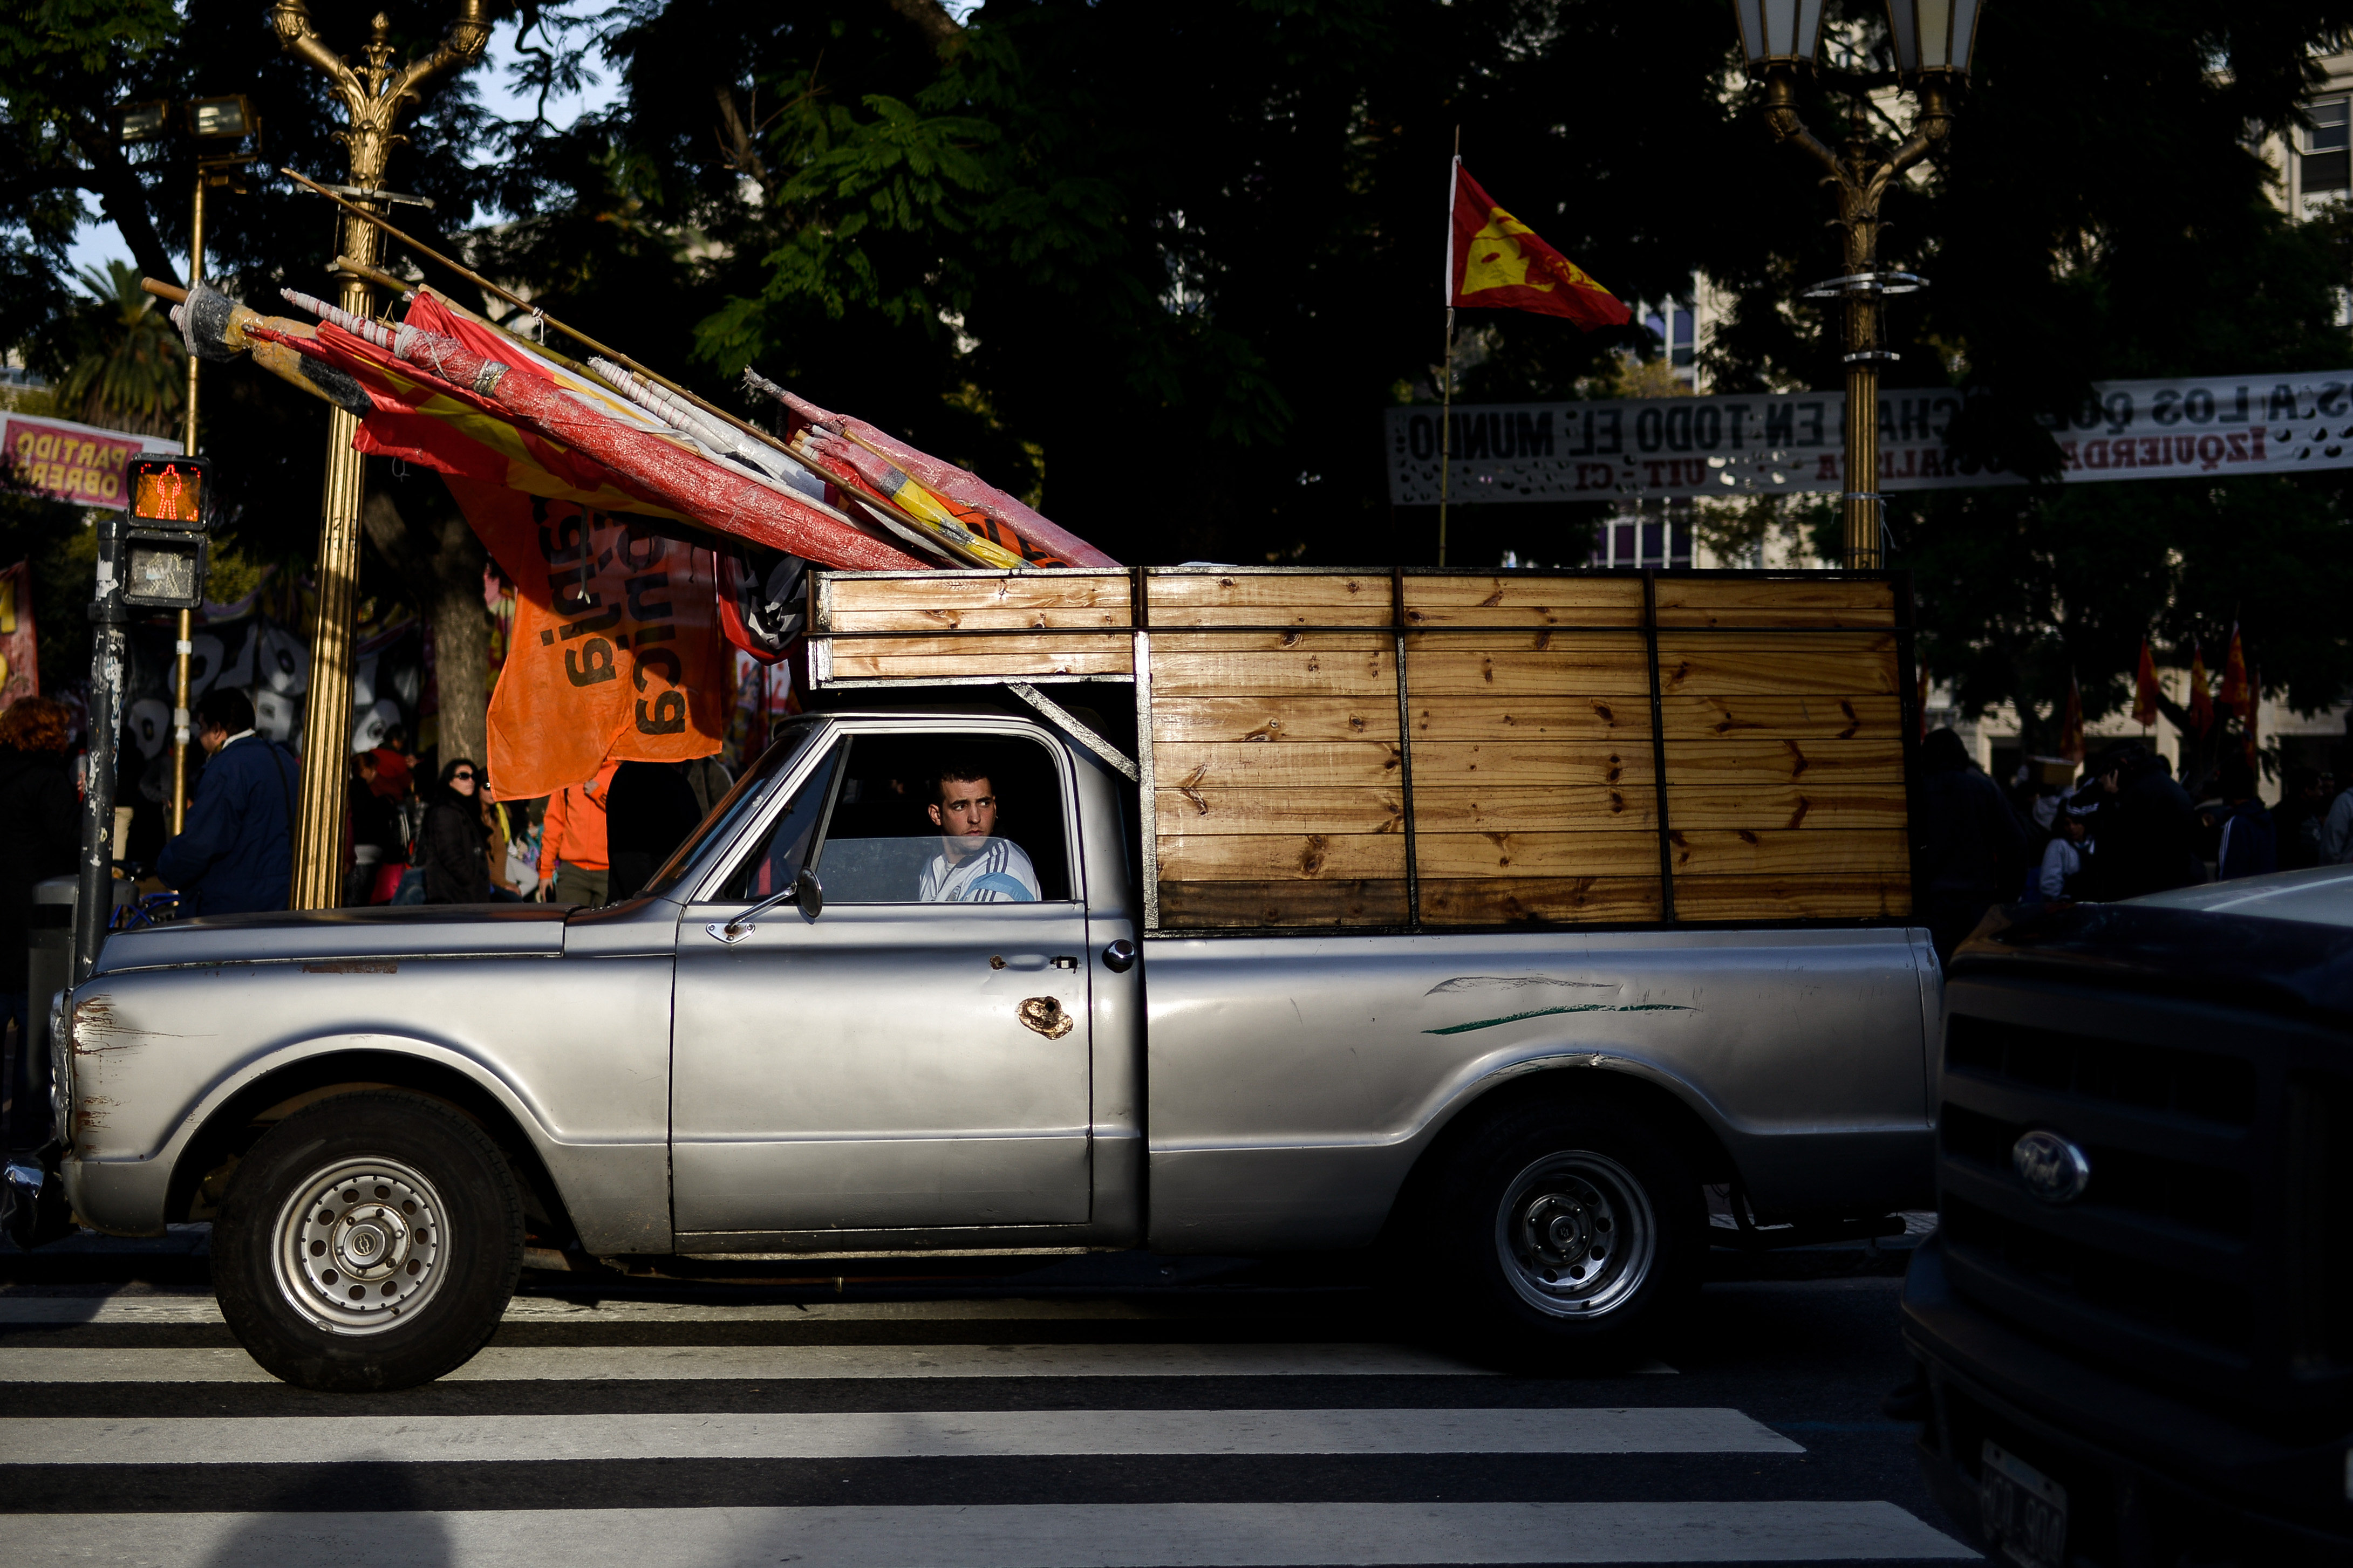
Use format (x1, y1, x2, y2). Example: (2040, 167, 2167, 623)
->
(1915, 726, 2353, 965)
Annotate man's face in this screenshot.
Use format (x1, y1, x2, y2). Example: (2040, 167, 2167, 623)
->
(929, 775, 997, 859)
(197, 724, 230, 755)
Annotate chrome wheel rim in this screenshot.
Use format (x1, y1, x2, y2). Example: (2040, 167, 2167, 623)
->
(1493, 1150, 1656, 1319)
(271, 1157, 448, 1336)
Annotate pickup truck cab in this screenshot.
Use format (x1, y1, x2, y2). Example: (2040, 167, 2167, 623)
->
(47, 703, 1941, 1390)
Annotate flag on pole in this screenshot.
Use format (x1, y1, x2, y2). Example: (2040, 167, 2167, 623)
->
(2186, 640, 2214, 734)
(2221, 624, 2252, 724)
(1447, 162, 1630, 330)
(2245, 664, 2261, 768)
(2131, 638, 2159, 729)
(2059, 673, 2084, 764)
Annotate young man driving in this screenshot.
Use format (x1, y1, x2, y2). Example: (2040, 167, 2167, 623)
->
(917, 759, 1040, 902)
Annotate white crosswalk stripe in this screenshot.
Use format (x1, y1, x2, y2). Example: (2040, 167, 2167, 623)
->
(0, 1283, 1975, 1565)
(1, 1407, 1803, 1464)
(5, 1502, 1978, 1565)
(0, 1340, 1502, 1381)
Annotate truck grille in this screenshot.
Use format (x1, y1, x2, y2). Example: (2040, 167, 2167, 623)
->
(1938, 996, 2351, 1416)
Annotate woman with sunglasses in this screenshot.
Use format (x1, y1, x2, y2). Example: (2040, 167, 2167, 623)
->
(420, 757, 495, 904)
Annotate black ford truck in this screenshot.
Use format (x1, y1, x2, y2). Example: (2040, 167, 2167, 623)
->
(1901, 865, 2353, 1566)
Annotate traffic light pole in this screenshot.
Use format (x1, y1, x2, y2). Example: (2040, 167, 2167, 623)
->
(76, 521, 127, 982)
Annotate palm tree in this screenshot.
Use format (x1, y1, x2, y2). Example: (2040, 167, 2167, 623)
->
(57, 260, 185, 438)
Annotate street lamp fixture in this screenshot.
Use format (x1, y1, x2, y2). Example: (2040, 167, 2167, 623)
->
(1733, 0, 1982, 571)
(116, 100, 172, 143)
(188, 95, 256, 140)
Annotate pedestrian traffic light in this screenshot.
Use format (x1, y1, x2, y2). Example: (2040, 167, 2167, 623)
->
(119, 455, 213, 611)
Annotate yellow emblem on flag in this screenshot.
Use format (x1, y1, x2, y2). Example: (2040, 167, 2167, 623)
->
(1462, 207, 1606, 298)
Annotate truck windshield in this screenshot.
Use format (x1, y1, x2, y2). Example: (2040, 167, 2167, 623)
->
(635, 717, 824, 901)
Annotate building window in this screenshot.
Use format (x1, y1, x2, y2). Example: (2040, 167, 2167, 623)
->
(1591, 511, 1694, 569)
(2304, 97, 2349, 194)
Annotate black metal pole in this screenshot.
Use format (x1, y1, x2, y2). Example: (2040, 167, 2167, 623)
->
(75, 516, 127, 983)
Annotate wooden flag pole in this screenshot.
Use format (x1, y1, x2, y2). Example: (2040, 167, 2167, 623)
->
(1438, 128, 1459, 569)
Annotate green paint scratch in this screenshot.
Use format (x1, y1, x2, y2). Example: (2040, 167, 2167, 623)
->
(1423, 1003, 1695, 1036)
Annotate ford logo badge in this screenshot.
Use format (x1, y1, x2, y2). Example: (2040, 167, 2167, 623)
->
(2012, 1129, 2092, 1204)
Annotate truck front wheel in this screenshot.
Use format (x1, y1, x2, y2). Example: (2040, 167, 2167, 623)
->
(1421, 1097, 1704, 1364)
(214, 1090, 523, 1391)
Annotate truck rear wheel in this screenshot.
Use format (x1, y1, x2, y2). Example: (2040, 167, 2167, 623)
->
(1420, 1097, 1704, 1364)
(214, 1090, 523, 1391)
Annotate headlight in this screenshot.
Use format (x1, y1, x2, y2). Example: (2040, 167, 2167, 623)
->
(48, 989, 73, 1149)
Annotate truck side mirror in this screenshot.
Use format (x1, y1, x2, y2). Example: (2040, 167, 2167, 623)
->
(794, 867, 823, 920)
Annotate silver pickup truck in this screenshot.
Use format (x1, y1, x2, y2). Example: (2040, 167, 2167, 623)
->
(46, 708, 1940, 1389)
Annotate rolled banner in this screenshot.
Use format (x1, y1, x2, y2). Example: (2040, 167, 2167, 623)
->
(744, 370, 1120, 567)
(269, 312, 922, 573)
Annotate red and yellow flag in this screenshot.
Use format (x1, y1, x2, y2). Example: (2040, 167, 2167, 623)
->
(2131, 638, 2160, 729)
(2186, 640, 2214, 733)
(1447, 162, 1629, 330)
(2220, 624, 2252, 724)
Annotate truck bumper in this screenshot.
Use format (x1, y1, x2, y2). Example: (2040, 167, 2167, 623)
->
(1900, 1235, 2353, 1565)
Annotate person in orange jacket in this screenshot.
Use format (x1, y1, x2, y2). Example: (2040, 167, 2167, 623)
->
(537, 758, 618, 906)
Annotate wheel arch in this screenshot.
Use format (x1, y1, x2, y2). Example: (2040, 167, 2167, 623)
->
(166, 1049, 580, 1249)
(1379, 1062, 1735, 1244)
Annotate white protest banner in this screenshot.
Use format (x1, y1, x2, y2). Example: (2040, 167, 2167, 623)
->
(1384, 372, 2353, 505)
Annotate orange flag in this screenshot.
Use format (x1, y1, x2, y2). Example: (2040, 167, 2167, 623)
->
(2186, 640, 2214, 734)
(2131, 638, 2159, 729)
(1448, 161, 1630, 330)
(2220, 625, 2252, 724)
(449, 475, 729, 800)
(2245, 663, 2262, 768)
(2059, 673, 2084, 764)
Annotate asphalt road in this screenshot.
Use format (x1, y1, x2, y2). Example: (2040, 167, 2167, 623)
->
(0, 1242, 1976, 1566)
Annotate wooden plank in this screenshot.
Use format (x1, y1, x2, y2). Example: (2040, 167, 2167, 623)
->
(1408, 742, 1655, 787)
(1410, 696, 1649, 742)
(826, 607, 1131, 632)
(1420, 876, 1663, 925)
(826, 647, 1135, 680)
(1666, 828, 1912, 878)
(1407, 646, 1654, 697)
(1150, 642, 1396, 698)
(1403, 576, 1646, 628)
(828, 633, 1134, 661)
(824, 572, 1130, 620)
(1151, 696, 1400, 744)
(1653, 578, 1897, 628)
(1663, 783, 1908, 831)
(1655, 633, 1898, 696)
(1658, 694, 1903, 741)
(1155, 740, 1404, 789)
(1156, 832, 1408, 882)
(1414, 785, 1655, 832)
(1147, 572, 1395, 626)
(1158, 879, 1408, 928)
(1669, 874, 1912, 921)
(1661, 739, 1905, 785)
(1417, 831, 1663, 879)
(1157, 786, 1405, 837)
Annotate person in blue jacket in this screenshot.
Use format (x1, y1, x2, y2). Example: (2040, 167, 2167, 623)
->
(2214, 757, 2278, 882)
(156, 687, 299, 916)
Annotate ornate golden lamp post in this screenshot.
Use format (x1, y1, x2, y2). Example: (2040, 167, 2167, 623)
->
(1730, 0, 1982, 570)
(270, 0, 486, 909)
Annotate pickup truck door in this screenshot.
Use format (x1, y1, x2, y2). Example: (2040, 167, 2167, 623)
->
(670, 728, 1093, 1237)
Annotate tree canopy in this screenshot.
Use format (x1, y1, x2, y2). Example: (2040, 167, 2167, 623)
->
(3, 0, 2349, 748)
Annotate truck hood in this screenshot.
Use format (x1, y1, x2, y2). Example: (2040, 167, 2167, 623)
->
(90, 905, 573, 976)
(1952, 899, 2353, 1032)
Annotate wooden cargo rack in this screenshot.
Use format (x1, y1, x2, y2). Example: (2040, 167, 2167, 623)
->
(808, 567, 1920, 934)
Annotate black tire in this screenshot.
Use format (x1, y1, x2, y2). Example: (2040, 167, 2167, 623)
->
(214, 1090, 524, 1391)
(1416, 1094, 1706, 1366)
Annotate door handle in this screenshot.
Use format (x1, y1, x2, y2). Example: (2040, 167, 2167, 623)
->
(1101, 939, 1137, 974)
